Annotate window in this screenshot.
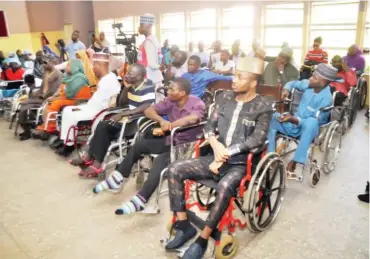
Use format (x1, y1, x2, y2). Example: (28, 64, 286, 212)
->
(98, 17, 136, 53)
(221, 5, 254, 51)
(161, 13, 185, 49)
(310, 1, 359, 60)
(365, 3, 370, 49)
(189, 9, 217, 48)
(264, 3, 304, 65)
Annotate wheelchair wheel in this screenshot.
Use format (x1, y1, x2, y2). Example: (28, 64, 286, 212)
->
(348, 90, 359, 127)
(358, 79, 367, 110)
(195, 183, 216, 210)
(322, 121, 342, 174)
(244, 153, 285, 233)
(215, 234, 238, 259)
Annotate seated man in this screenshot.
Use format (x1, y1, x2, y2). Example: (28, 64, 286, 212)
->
(18, 55, 62, 141)
(212, 49, 235, 76)
(262, 46, 299, 86)
(164, 57, 272, 259)
(182, 55, 232, 98)
(71, 64, 156, 176)
(267, 63, 337, 176)
(164, 51, 188, 81)
(92, 78, 205, 216)
(57, 53, 121, 156)
(330, 55, 357, 106)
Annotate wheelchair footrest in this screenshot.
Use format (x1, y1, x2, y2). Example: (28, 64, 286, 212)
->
(187, 210, 221, 242)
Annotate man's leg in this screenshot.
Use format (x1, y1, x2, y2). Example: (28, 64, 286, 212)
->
(115, 151, 170, 215)
(268, 112, 292, 152)
(292, 118, 319, 165)
(182, 166, 245, 259)
(165, 156, 216, 250)
(93, 136, 169, 193)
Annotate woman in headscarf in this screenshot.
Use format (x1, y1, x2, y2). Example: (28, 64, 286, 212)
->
(32, 59, 92, 137)
(18, 54, 63, 140)
(343, 44, 365, 76)
(76, 49, 98, 86)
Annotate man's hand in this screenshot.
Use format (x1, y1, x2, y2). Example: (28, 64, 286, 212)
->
(281, 89, 290, 100)
(278, 114, 299, 125)
(123, 80, 132, 88)
(275, 58, 285, 72)
(209, 160, 223, 175)
(160, 120, 171, 131)
(209, 138, 230, 162)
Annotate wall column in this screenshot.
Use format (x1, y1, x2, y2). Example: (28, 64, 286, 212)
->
(302, 1, 312, 64)
(356, 1, 368, 49)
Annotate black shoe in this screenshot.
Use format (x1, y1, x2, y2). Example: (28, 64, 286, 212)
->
(55, 146, 75, 157)
(50, 139, 64, 149)
(183, 241, 208, 259)
(358, 193, 369, 203)
(165, 221, 197, 250)
(365, 182, 369, 194)
(19, 132, 31, 141)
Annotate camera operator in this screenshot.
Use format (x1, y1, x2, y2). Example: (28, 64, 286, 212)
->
(137, 14, 163, 101)
(91, 32, 110, 53)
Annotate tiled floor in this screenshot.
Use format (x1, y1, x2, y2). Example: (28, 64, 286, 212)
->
(0, 113, 368, 259)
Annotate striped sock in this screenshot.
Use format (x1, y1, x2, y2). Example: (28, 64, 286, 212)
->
(93, 171, 124, 194)
(115, 195, 146, 215)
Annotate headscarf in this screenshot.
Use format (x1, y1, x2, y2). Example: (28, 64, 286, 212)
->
(76, 49, 98, 86)
(63, 59, 89, 99)
(343, 44, 365, 72)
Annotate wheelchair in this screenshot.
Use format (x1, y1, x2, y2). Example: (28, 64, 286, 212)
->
(275, 88, 342, 187)
(0, 80, 26, 121)
(357, 73, 368, 110)
(162, 141, 286, 259)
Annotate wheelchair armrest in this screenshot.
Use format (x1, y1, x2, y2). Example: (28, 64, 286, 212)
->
(106, 106, 128, 112)
(319, 106, 334, 113)
(75, 99, 89, 105)
(249, 141, 269, 154)
(128, 113, 144, 121)
(170, 121, 207, 147)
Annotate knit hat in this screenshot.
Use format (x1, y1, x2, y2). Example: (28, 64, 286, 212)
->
(140, 14, 155, 25)
(279, 46, 293, 58)
(314, 63, 338, 81)
(236, 57, 264, 75)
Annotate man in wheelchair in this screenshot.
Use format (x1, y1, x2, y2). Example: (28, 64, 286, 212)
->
(71, 64, 156, 177)
(330, 55, 357, 106)
(93, 78, 205, 215)
(267, 63, 337, 176)
(164, 57, 272, 259)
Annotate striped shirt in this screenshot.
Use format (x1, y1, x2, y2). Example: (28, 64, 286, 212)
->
(304, 48, 328, 64)
(127, 79, 156, 109)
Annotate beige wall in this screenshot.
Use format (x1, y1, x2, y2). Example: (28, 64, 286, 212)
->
(0, 1, 30, 34)
(68, 1, 95, 45)
(26, 1, 64, 32)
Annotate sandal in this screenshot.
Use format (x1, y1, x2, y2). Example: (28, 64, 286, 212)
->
(78, 165, 104, 178)
(69, 156, 93, 167)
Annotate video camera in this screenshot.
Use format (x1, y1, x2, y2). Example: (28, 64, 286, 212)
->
(112, 23, 138, 64)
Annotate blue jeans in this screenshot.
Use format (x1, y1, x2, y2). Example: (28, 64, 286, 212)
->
(267, 112, 319, 164)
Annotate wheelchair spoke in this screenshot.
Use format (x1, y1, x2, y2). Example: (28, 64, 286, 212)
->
(267, 197, 272, 214)
(269, 163, 280, 187)
(270, 187, 281, 192)
(265, 168, 271, 189)
(258, 200, 267, 225)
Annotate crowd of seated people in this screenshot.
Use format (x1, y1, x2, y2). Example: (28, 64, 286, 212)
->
(1, 23, 369, 259)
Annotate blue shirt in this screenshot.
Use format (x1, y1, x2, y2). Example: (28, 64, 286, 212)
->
(65, 41, 86, 60)
(284, 79, 332, 126)
(181, 70, 232, 98)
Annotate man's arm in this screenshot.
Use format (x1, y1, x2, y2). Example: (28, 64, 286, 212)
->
(264, 56, 276, 63)
(171, 101, 205, 128)
(204, 70, 233, 85)
(227, 111, 272, 156)
(145, 41, 160, 69)
(284, 79, 310, 93)
(144, 105, 166, 124)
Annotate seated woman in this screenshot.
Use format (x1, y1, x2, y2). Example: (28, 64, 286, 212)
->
(18, 54, 62, 140)
(164, 57, 272, 259)
(31, 59, 91, 138)
(0, 57, 25, 100)
(343, 44, 365, 77)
